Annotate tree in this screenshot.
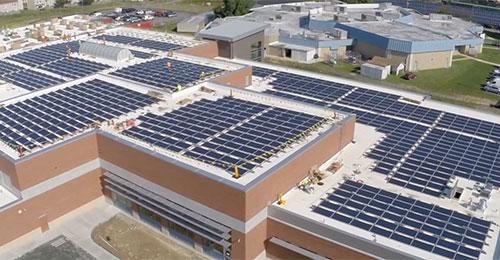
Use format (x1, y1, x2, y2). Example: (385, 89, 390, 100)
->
(214, 0, 255, 18)
(54, 0, 67, 8)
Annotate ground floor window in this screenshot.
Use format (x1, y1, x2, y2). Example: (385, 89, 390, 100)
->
(169, 222, 195, 247)
(138, 207, 161, 230)
(202, 238, 224, 260)
(113, 192, 132, 214)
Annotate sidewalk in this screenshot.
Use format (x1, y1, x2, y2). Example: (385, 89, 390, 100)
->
(0, 197, 119, 260)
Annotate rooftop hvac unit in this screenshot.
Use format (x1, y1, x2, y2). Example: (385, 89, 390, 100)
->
(478, 198, 487, 212)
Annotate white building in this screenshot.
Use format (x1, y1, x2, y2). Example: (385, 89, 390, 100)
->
(0, 0, 22, 14)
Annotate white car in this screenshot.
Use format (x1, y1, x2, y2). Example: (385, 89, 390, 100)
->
(143, 15, 154, 20)
(483, 81, 500, 94)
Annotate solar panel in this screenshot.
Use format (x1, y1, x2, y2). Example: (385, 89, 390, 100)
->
(269, 72, 354, 102)
(7, 42, 80, 67)
(252, 66, 277, 78)
(111, 58, 223, 92)
(122, 97, 328, 176)
(437, 113, 500, 143)
(0, 60, 24, 75)
(314, 180, 491, 259)
(94, 34, 142, 44)
(130, 50, 155, 59)
(387, 129, 500, 196)
(130, 39, 183, 52)
(41, 57, 111, 79)
(0, 79, 158, 151)
(1, 70, 65, 91)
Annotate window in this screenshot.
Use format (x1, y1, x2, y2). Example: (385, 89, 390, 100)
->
(203, 238, 224, 260)
(250, 41, 262, 61)
(169, 222, 195, 247)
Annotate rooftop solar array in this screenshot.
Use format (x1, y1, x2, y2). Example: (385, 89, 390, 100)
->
(339, 88, 440, 125)
(388, 129, 500, 195)
(1, 70, 65, 91)
(314, 180, 492, 260)
(122, 97, 328, 176)
(130, 39, 182, 52)
(41, 57, 111, 79)
(271, 72, 354, 102)
(0, 60, 65, 91)
(253, 65, 500, 197)
(130, 50, 155, 59)
(95, 34, 142, 44)
(0, 79, 158, 151)
(0, 60, 24, 75)
(94, 34, 183, 52)
(7, 42, 80, 67)
(111, 58, 223, 92)
(5, 41, 110, 80)
(252, 66, 277, 78)
(437, 113, 500, 143)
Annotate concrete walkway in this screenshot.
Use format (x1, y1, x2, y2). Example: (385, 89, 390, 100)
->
(455, 53, 499, 66)
(0, 197, 119, 260)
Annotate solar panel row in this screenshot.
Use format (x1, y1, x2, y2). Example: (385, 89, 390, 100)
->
(111, 58, 223, 91)
(0, 60, 65, 91)
(271, 72, 353, 102)
(94, 34, 183, 52)
(252, 65, 500, 198)
(122, 97, 326, 176)
(389, 129, 500, 195)
(1, 70, 65, 91)
(252, 66, 277, 78)
(130, 50, 155, 59)
(367, 121, 428, 175)
(0, 79, 157, 151)
(7, 42, 80, 67)
(41, 57, 111, 79)
(314, 180, 491, 260)
(438, 113, 500, 143)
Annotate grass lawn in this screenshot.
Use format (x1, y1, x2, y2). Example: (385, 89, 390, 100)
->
(0, 0, 217, 28)
(264, 57, 360, 77)
(152, 21, 178, 33)
(386, 59, 497, 105)
(477, 47, 500, 64)
(264, 57, 499, 112)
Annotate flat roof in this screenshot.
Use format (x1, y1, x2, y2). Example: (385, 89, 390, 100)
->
(0, 28, 237, 160)
(236, 58, 500, 259)
(101, 83, 349, 188)
(198, 20, 267, 42)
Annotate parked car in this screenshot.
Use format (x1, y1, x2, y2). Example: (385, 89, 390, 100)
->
(143, 14, 154, 21)
(89, 11, 102, 17)
(482, 81, 500, 94)
(136, 10, 145, 15)
(164, 10, 177, 17)
(491, 101, 500, 109)
(127, 16, 142, 23)
(122, 8, 136, 14)
(154, 10, 163, 17)
(403, 72, 416, 80)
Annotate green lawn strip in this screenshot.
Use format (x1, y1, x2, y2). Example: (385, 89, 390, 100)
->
(477, 48, 500, 64)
